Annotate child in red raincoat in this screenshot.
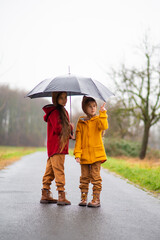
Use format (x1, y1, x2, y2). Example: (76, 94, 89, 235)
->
(40, 92, 73, 205)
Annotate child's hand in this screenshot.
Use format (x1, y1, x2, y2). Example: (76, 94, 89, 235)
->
(70, 123, 74, 129)
(76, 158, 80, 163)
(70, 122, 75, 139)
(100, 102, 106, 112)
(70, 134, 75, 140)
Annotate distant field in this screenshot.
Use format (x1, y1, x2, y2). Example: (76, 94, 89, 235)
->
(0, 146, 46, 169)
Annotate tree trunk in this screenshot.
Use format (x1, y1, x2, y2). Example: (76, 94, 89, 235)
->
(139, 123, 150, 159)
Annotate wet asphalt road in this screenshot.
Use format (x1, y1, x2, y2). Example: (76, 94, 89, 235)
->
(0, 152, 160, 240)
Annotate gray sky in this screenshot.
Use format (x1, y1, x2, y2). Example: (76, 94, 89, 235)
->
(0, 0, 160, 93)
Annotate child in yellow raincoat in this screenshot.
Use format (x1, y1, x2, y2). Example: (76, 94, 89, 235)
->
(74, 96, 108, 207)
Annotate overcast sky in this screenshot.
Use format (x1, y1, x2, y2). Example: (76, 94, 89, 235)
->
(0, 0, 160, 94)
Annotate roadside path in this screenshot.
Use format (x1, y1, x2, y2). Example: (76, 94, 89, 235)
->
(0, 152, 160, 240)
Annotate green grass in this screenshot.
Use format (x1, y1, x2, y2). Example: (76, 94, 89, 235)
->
(69, 149, 74, 156)
(70, 147, 160, 193)
(0, 146, 46, 169)
(67, 148, 160, 194)
(102, 157, 160, 193)
(0, 146, 46, 160)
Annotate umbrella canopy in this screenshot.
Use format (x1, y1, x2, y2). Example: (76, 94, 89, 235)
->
(26, 75, 114, 102)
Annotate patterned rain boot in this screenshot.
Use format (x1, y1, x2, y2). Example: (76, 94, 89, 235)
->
(40, 188, 57, 204)
(57, 191, 71, 205)
(87, 193, 101, 208)
(79, 192, 88, 206)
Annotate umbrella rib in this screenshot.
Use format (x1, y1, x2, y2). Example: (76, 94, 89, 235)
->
(43, 78, 53, 93)
(93, 79, 114, 101)
(90, 80, 106, 102)
(77, 77, 85, 95)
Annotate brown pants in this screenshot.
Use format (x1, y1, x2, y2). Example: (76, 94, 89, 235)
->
(79, 161, 102, 194)
(42, 154, 65, 191)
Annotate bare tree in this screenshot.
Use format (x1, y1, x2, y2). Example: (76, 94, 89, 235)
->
(112, 36, 160, 159)
(106, 100, 142, 140)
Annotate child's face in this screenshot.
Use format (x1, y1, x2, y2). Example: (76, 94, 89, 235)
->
(57, 92, 67, 106)
(86, 101, 97, 117)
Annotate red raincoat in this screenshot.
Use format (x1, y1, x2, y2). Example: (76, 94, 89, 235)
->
(43, 104, 70, 157)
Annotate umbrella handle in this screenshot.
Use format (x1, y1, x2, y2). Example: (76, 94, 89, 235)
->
(70, 95, 75, 138)
(70, 95, 72, 123)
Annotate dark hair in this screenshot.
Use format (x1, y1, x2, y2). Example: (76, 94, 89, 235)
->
(85, 97, 97, 105)
(82, 96, 97, 114)
(56, 96, 71, 152)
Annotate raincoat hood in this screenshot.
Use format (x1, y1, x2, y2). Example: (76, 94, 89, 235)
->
(43, 104, 57, 122)
(79, 114, 99, 123)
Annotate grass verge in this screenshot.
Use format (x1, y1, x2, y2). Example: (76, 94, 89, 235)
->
(0, 146, 46, 170)
(66, 149, 160, 197)
(69, 149, 74, 156)
(102, 157, 160, 196)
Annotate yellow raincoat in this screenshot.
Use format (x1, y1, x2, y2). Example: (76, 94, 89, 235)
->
(74, 111, 108, 164)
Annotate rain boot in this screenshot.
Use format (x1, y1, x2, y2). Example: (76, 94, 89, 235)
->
(79, 192, 88, 206)
(87, 193, 101, 208)
(57, 191, 71, 205)
(40, 188, 57, 204)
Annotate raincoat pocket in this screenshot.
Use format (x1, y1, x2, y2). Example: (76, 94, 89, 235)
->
(94, 146, 106, 159)
(81, 148, 89, 160)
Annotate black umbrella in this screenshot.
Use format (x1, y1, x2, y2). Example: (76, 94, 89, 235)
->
(26, 74, 114, 121)
(26, 74, 114, 101)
